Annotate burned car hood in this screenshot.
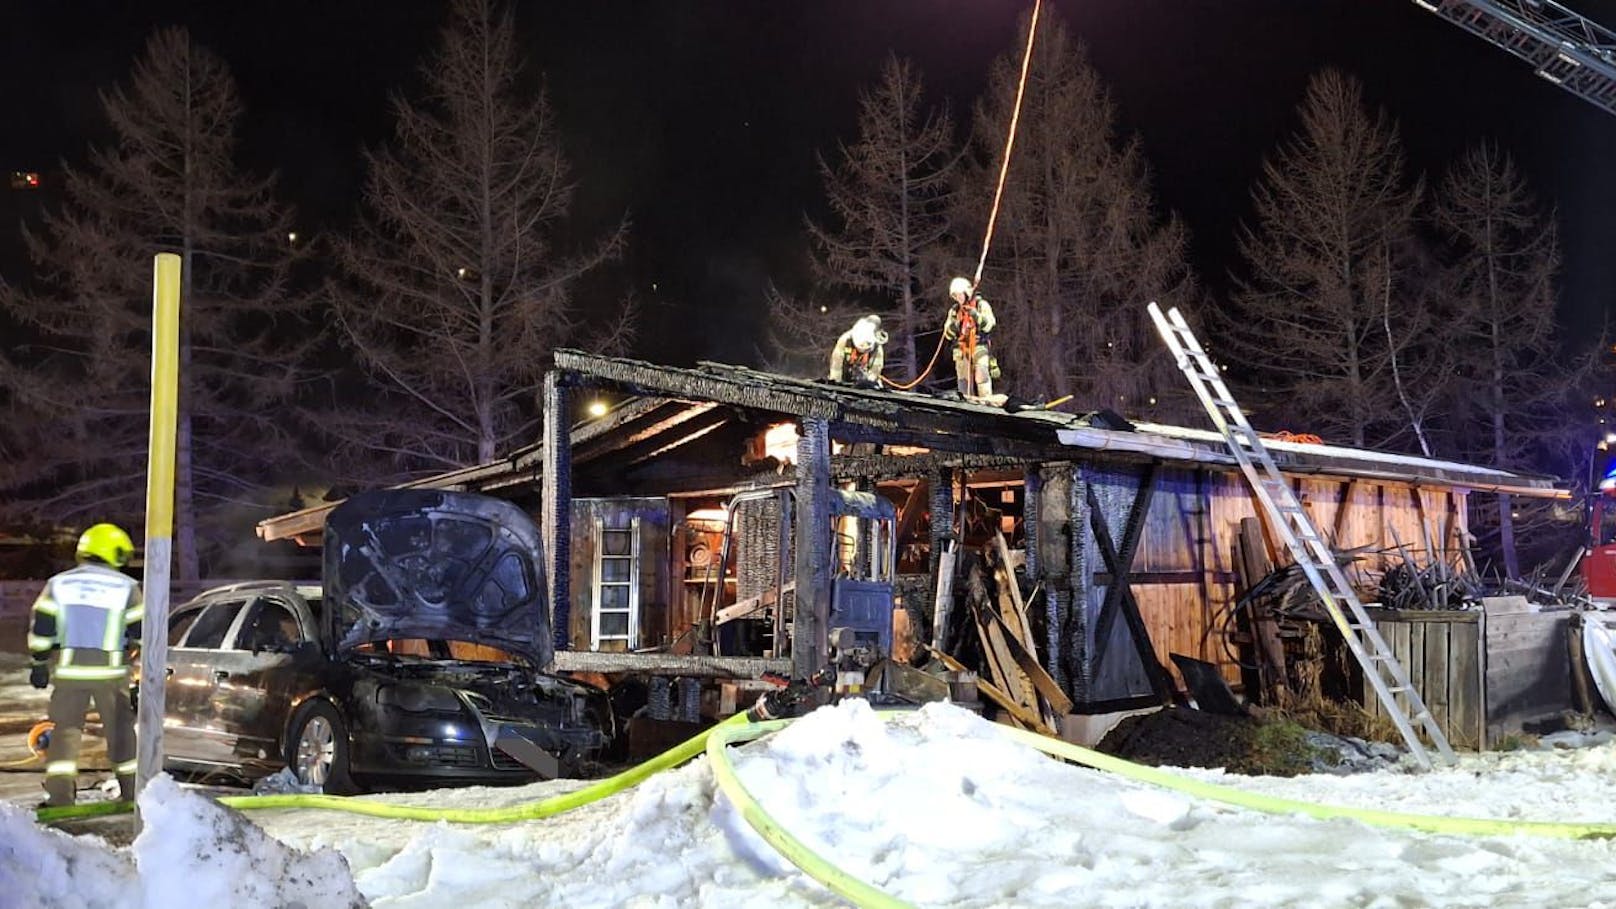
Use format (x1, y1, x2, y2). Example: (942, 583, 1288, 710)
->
(324, 489, 552, 666)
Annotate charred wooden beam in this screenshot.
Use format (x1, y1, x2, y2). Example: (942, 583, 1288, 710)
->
(793, 417, 832, 678)
(573, 401, 720, 464)
(542, 372, 573, 655)
(569, 396, 679, 450)
(1085, 464, 1176, 704)
(556, 350, 841, 419)
(831, 452, 1029, 482)
(829, 420, 1067, 456)
(623, 410, 733, 466)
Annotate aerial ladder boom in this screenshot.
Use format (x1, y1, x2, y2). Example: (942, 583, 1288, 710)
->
(1412, 0, 1616, 116)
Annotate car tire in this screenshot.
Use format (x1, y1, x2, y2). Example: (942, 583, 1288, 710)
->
(287, 700, 357, 795)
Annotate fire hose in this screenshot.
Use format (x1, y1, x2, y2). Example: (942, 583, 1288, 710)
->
(30, 689, 1616, 909)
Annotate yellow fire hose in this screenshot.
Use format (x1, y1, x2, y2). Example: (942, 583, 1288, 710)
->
(33, 707, 1616, 909)
(35, 712, 752, 825)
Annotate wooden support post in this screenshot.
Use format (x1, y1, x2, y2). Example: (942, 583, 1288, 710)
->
(542, 371, 573, 656)
(1238, 516, 1286, 704)
(793, 417, 832, 679)
(928, 469, 956, 647)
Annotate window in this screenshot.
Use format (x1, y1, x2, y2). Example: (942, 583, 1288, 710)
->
(180, 600, 245, 649)
(169, 608, 203, 646)
(591, 514, 641, 649)
(238, 599, 302, 651)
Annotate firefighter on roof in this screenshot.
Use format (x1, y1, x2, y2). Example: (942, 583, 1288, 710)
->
(943, 277, 999, 397)
(828, 314, 888, 389)
(29, 523, 143, 807)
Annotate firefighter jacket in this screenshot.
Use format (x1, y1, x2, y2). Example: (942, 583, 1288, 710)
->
(28, 563, 144, 682)
(829, 329, 885, 384)
(943, 295, 996, 347)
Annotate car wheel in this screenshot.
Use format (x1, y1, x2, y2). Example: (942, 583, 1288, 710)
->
(287, 701, 357, 795)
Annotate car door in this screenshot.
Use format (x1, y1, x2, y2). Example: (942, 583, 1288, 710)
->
(203, 594, 321, 772)
(166, 596, 251, 766)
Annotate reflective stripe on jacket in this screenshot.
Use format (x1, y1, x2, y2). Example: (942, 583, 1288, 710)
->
(29, 564, 144, 681)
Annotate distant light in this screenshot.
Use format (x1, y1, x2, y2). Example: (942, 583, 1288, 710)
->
(456, 267, 468, 279)
(8, 171, 41, 190)
(587, 400, 609, 418)
(1606, 432, 1616, 445)
(1148, 397, 1157, 406)
(287, 231, 299, 244)
(819, 305, 827, 313)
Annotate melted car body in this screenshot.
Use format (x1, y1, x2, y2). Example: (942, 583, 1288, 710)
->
(160, 490, 610, 791)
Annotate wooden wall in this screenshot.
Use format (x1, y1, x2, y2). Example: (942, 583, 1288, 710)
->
(566, 497, 671, 652)
(1111, 465, 1471, 693)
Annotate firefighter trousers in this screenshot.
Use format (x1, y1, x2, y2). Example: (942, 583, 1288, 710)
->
(953, 345, 995, 397)
(44, 676, 135, 807)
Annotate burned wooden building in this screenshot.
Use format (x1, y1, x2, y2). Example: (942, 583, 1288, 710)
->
(259, 350, 1565, 725)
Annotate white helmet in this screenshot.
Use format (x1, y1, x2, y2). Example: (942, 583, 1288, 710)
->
(850, 314, 887, 351)
(948, 276, 973, 298)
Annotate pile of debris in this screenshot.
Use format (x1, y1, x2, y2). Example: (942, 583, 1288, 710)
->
(924, 531, 1071, 735)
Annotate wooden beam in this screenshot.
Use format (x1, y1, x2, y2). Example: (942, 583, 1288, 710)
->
(986, 605, 1074, 714)
(925, 645, 1056, 735)
(793, 417, 832, 678)
(573, 401, 721, 464)
(542, 371, 572, 656)
(623, 412, 732, 466)
(1332, 479, 1357, 546)
(568, 396, 675, 449)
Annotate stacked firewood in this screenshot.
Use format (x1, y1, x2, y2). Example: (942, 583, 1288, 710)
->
(929, 531, 1071, 736)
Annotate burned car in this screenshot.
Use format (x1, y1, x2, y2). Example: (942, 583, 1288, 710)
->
(159, 490, 611, 792)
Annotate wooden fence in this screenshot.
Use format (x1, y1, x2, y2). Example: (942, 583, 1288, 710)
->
(1360, 597, 1575, 750)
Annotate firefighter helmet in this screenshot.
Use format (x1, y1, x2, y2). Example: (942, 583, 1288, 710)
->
(850, 315, 887, 351)
(948, 276, 973, 299)
(76, 523, 134, 568)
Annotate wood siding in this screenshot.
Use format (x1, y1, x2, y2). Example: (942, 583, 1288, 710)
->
(1101, 466, 1470, 693)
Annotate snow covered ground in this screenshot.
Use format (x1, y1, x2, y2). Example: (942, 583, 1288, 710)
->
(6, 699, 1616, 908)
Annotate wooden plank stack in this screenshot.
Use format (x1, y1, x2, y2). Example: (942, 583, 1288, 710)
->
(933, 530, 1070, 736)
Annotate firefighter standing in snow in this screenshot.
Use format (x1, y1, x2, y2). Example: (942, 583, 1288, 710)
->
(29, 523, 143, 806)
(828, 314, 889, 388)
(943, 277, 999, 397)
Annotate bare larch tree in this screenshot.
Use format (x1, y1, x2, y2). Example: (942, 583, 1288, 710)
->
(806, 54, 957, 383)
(1226, 70, 1422, 449)
(954, 10, 1194, 409)
(1433, 142, 1591, 576)
(0, 28, 305, 580)
(328, 0, 628, 477)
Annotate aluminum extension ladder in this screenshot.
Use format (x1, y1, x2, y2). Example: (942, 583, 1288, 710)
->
(1147, 302, 1456, 769)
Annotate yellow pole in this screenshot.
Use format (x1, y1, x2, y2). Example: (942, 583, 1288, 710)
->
(136, 252, 181, 822)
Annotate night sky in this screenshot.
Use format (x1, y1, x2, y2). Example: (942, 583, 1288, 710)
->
(4, 0, 1616, 364)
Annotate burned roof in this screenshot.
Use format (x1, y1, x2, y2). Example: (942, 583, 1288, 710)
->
(258, 351, 1564, 543)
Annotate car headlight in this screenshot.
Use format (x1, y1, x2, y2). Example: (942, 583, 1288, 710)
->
(376, 685, 462, 713)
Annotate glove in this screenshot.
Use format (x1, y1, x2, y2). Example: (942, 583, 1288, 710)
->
(30, 664, 49, 689)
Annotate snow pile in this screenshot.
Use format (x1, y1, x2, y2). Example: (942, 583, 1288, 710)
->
(0, 775, 365, 909)
(0, 801, 137, 909)
(134, 775, 366, 908)
(12, 701, 1616, 907)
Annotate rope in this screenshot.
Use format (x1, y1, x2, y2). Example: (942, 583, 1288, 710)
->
(880, 0, 1043, 392)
